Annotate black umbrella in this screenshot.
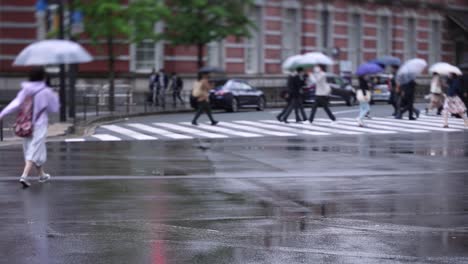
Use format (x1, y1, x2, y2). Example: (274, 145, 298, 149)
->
(198, 66, 224, 74)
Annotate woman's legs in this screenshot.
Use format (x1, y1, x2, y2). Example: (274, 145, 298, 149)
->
(357, 102, 369, 126)
(443, 108, 449, 127)
(359, 102, 369, 119)
(21, 161, 34, 178)
(192, 102, 204, 125)
(35, 164, 47, 176)
(192, 101, 217, 125)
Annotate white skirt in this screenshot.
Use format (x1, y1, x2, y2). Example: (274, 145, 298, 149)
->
(22, 124, 48, 166)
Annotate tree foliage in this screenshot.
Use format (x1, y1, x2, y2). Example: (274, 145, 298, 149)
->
(76, 0, 168, 111)
(77, 0, 168, 43)
(162, 0, 255, 68)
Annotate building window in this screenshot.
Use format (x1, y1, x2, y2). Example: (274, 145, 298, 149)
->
(282, 8, 300, 60)
(319, 9, 330, 51)
(377, 16, 391, 57)
(429, 20, 441, 64)
(246, 5, 263, 74)
(349, 13, 362, 71)
(135, 41, 156, 71)
(132, 22, 163, 72)
(404, 17, 417, 60)
(207, 41, 223, 67)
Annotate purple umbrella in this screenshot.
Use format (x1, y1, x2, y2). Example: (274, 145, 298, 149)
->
(356, 62, 383, 76)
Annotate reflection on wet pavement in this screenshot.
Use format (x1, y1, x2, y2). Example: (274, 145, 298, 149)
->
(1, 133, 468, 177)
(1, 173, 467, 263)
(0, 132, 467, 263)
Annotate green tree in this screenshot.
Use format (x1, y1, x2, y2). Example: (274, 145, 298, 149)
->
(76, 0, 168, 111)
(162, 0, 254, 69)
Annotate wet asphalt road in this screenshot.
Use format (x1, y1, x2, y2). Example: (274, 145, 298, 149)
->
(1, 105, 468, 264)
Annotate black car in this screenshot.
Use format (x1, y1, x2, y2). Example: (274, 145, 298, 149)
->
(207, 79, 266, 112)
(303, 73, 356, 106)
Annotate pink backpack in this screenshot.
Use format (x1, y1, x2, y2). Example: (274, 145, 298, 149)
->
(14, 89, 46, 138)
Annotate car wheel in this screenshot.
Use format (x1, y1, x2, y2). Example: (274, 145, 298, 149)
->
(256, 97, 266, 111)
(229, 98, 238, 112)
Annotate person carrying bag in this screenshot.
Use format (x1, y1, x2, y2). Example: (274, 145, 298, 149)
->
(356, 76, 371, 127)
(0, 67, 59, 188)
(191, 73, 218, 126)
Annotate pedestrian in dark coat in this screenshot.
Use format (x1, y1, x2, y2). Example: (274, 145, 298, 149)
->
(389, 65, 400, 116)
(396, 79, 419, 120)
(154, 69, 169, 107)
(279, 67, 307, 123)
(170, 72, 184, 107)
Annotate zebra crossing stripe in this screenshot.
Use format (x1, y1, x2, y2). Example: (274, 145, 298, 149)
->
(127, 123, 193, 139)
(236, 120, 330, 136)
(369, 118, 459, 132)
(340, 118, 428, 133)
(372, 118, 460, 132)
(378, 118, 460, 132)
(219, 122, 297, 137)
(419, 116, 467, 126)
(314, 119, 397, 134)
(101, 125, 157, 140)
(92, 134, 122, 141)
(65, 138, 86, 142)
(153, 123, 228, 138)
(404, 118, 467, 130)
(179, 122, 264, 138)
(263, 120, 363, 135)
(419, 115, 465, 122)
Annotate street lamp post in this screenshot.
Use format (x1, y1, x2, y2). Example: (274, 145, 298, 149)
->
(40, 0, 67, 122)
(57, 0, 67, 122)
(68, 0, 76, 119)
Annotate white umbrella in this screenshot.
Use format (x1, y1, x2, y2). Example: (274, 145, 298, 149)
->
(397, 58, 427, 76)
(13, 39, 93, 66)
(281, 54, 303, 72)
(397, 58, 427, 85)
(296, 52, 334, 68)
(429, 62, 462, 76)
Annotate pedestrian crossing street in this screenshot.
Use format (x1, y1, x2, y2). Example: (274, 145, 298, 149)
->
(65, 115, 467, 142)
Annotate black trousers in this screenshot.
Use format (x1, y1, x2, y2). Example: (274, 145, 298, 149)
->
(281, 95, 307, 122)
(192, 101, 215, 123)
(399, 93, 416, 118)
(172, 91, 184, 106)
(154, 86, 166, 106)
(390, 91, 399, 114)
(309, 96, 336, 122)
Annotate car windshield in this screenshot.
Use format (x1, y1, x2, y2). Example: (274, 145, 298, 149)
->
(213, 80, 230, 91)
(373, 76, 389, 85)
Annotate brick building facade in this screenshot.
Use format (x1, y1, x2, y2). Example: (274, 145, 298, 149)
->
(1, 0, 468, 77)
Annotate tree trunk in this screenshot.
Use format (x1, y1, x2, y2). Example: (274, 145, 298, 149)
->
(107, 35, 115, 112)
(197, 43, 204, 69)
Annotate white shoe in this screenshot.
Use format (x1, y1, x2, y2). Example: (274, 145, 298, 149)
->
(39, 173, 51, 183)
(356, 118, 364, 127)
(20, 177, 31, 188)
(330, 121, 338, 126)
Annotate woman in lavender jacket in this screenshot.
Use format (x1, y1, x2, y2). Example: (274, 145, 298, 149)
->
(0, 68, 59, 188)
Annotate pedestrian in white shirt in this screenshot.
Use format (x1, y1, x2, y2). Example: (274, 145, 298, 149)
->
(309, 65, 336, 123)
(425, 73, 444, 115)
